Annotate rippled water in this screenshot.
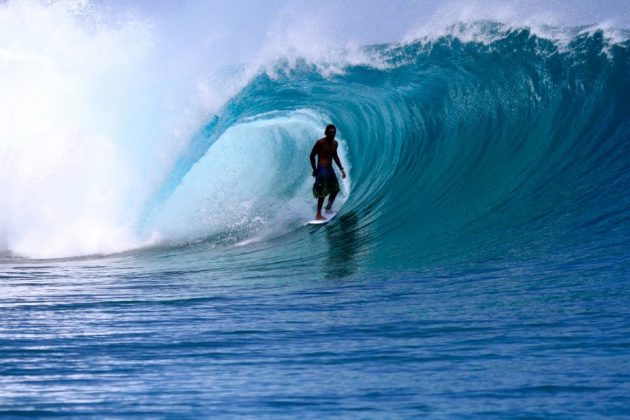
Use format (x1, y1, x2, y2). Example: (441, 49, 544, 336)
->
(2, 233, 629, 416)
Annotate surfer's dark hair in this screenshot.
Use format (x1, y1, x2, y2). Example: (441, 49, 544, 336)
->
(325, 124, 336, 132)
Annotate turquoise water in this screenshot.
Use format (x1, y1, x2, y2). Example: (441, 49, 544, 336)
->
(1, 21, 630, 417)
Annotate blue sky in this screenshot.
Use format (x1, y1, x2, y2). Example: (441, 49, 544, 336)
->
(107, 0, 630, 38)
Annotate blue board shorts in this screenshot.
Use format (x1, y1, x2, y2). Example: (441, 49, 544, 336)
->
(313, 166, 340, 199)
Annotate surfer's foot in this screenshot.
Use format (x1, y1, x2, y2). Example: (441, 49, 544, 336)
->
(325, 203, 333, 212)
(316, 214, 327, 221)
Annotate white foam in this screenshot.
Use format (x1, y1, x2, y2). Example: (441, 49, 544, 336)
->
(0, 1, 166, 258)
(402, 1, 628, 51)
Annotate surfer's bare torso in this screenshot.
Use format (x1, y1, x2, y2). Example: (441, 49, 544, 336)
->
(311, 138, 339, 170)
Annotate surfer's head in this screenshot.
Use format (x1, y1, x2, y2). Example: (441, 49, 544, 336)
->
(325, 124, 336, 139)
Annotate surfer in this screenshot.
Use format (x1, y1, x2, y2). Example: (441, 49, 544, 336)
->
(310, 124, 346, 221)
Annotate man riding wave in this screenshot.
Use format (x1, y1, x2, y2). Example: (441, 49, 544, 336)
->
(310, 124, 346, 221)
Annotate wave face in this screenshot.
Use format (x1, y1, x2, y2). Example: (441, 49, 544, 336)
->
(146, 23, 630, 272)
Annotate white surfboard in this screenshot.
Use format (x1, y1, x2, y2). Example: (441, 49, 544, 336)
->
(306, 211, 337, 225)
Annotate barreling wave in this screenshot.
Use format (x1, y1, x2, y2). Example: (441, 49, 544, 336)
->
(2, 19, 628, 265)
(146, 22, 630, 269)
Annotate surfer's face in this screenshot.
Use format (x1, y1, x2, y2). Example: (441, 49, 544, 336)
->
(325, 127, 336, 138)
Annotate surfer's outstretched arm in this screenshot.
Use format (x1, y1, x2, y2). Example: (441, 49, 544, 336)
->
(333, 144, 346, 179)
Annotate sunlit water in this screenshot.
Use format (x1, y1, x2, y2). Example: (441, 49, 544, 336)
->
(1, 2, 629, 417)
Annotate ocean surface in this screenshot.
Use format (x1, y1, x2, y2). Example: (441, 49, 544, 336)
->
(1, 12, 630, 417)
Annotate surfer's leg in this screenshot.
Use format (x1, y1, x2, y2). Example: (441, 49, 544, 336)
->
(316, 197, 327, 220)
(325, 191, 338, 211)
(325, 173, 340, 211)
